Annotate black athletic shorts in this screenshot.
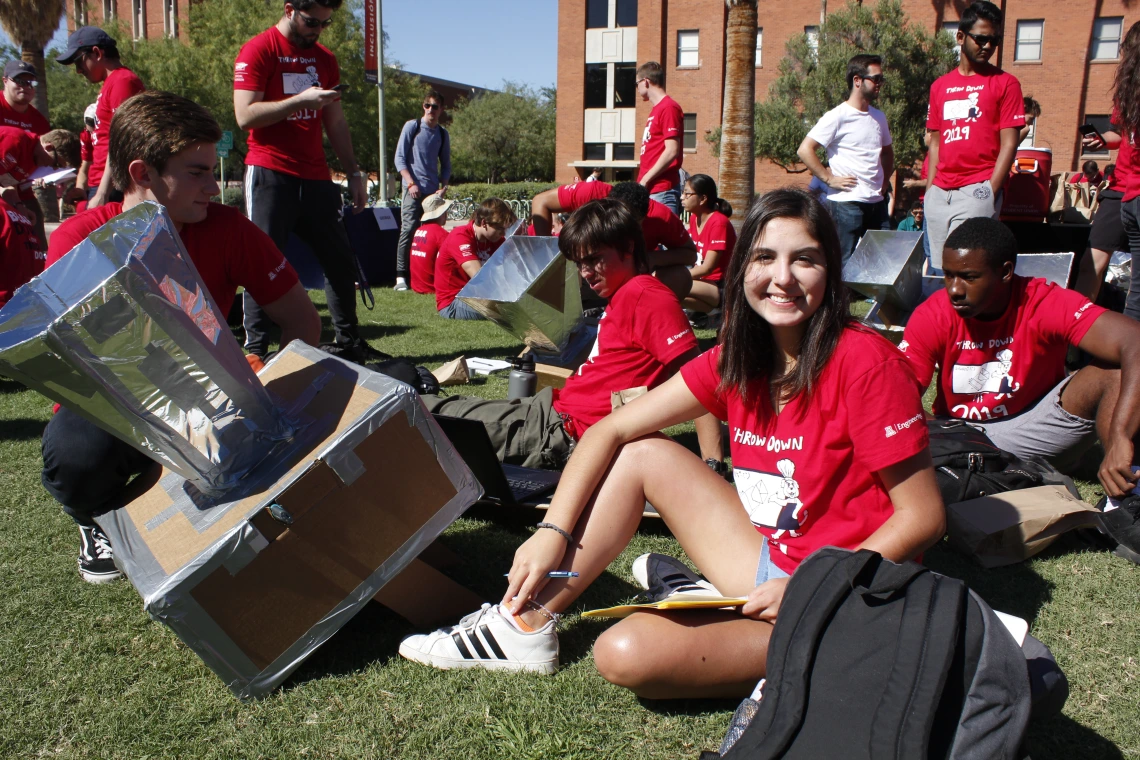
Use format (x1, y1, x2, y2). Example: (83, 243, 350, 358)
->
(1089, 192, 1129, 253)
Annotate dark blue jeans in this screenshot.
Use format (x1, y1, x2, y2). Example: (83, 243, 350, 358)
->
(828, 198, 890, 265)
(1117, 197, 1140, 321)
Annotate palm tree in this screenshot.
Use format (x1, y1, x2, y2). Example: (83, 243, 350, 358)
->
(718, 0, 758, 220)
(0, 0, 65, 116)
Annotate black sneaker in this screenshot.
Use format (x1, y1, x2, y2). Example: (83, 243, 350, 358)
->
(1098, 494, 1140, 565)
(321, 340, 393, 365)
(78, 524, 122, 584)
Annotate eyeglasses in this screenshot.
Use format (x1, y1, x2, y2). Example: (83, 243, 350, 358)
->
(964, 31, 1002, 47)
(7, 77, 36, 88)
(680, 191, 696, 197)
(423, 102, 440, 111)
(574, 253, 609, 273)
(860, 74, 885, 84)
(294, 10, 334, 28)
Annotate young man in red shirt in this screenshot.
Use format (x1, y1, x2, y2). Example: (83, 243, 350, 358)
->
(233, 0, 382, 363)
(0, 195, 43, 306)
(423, 198, 699, 469)
(635, 61, 684, 214)
(1, 61, 49, 135)
(408, 193, 452, 294)
(530, 180, 696, 299)
(57, 27, 145, 209)
(40, 91, 321, 584)
(0, 125, 82, 250)
(901, 218, 1140, 561)
(434, 198, 515, 319)
(923, 1, 1024, 270)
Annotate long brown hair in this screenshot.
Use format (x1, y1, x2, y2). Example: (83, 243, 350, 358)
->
(1113, 21, 1140, 133)
(717, 188, 851, 408)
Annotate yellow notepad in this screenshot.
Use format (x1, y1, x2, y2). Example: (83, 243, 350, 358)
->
(582, 596, 749, 619)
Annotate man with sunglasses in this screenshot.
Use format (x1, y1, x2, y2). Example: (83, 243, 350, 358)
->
(924, 0, 1024, 271)
(797, 54, 894, 264)
(234, 0, 383, 364)
(1, 61, 49, 136)
(57, 27, 145, 209)
(394, 90, 451, 292)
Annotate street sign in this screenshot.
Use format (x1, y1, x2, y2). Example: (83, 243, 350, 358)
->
(219, 131, 234, 151)
(217, 149, 230, 158)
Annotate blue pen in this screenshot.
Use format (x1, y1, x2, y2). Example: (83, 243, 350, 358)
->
(503, 571, 580, 578)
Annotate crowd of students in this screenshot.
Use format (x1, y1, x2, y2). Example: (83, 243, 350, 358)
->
(0, 0, 1137, 727)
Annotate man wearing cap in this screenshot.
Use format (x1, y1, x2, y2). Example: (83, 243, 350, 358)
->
(1, 61, 49, 135)
(393, 89, 451, 292)
(408, 193, 452, 295)
(57, 26, 145, 209)
(233, 0, 383, 364)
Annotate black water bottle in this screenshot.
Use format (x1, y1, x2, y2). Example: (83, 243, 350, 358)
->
(507, 354, 538, 400)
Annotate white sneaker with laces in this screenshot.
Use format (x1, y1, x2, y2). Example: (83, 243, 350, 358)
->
(631, 553, 722, 602)
(398, 603, 559, 673)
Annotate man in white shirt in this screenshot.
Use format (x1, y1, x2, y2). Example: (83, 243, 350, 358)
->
(797, 54, 894, 263)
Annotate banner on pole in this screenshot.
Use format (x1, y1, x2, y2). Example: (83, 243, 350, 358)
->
(364, 0, 378, 84)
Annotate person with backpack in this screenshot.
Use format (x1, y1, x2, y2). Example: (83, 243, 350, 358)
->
(398, 188, 946, 698)
(393, 89, 451, 292)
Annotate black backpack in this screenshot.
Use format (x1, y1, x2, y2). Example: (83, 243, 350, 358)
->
(926, 420, 1075, 505)
(704, 548, 1031, 760)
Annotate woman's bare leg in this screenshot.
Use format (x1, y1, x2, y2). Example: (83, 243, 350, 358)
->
(682, 280, 721, 312)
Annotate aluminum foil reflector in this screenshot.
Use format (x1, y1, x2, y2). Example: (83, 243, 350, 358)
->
(1014, 252, 1075, 288)
(842, 231, 926, 311)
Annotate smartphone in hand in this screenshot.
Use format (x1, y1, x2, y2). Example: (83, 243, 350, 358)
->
(332, 83, 350, 93)
(1079, 123, 1105, 147)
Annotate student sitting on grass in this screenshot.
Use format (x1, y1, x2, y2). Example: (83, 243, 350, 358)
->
(400, 188, 947, 697)
(408, 193, 452, 295)
(422, 197, 710, 471)
(680, 173, 735, 318)
(40, 91, 321, 585)
(900, 217, 1140, 562)
(433, 198, 516, 319)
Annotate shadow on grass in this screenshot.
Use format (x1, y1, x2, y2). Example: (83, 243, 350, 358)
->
(0, 377, 28, 394)
(923, 542, 1057, 625)
(0, 417, 47, 441)
(355, 323, 412, 341)
(1028, 712, 1125, 759)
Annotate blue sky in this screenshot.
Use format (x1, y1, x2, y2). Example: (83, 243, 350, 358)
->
(3, 1, 559, 91)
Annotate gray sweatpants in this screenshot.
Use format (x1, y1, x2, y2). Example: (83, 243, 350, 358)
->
(924, 180, 1004, 269)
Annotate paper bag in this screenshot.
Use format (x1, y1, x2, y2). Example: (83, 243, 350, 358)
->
(946, 485, 1101, 568)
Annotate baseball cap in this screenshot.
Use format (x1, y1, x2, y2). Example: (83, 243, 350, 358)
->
(3, 60, 35, 79)
(57, 26, 116, 65)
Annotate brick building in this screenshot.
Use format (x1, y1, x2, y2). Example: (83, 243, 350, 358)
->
(67, 0, 188, 42)
(555, 0, 1140, 194)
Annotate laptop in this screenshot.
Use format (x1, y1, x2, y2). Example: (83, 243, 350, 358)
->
(433, 414, 562, 506)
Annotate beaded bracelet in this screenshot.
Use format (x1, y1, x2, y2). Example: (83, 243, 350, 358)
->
(536, 522, 574, 544)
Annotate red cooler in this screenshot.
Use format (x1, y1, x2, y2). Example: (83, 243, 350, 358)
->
(1000, 147, 1052, 221)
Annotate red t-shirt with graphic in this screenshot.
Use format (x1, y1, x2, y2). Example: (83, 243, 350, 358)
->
(47, 202, 299, 318)
(689, 211, 736, 282)
(926, 68, 1024, 190)
(0, 126, 36, 189)
(682, 327, 929, 574)
(234, 27, 339, 180)
(557, 180, 693, 251)
(0, 94, 49, 136)
(90, 67, 145, 189)
(552, 274, 696, 437)
(900, 275, 1105, 421)
(638, 95, 684, 193)
(409, 221, 449, 294)
(0, 198, 44, 306)
(433, 221, 505, 310)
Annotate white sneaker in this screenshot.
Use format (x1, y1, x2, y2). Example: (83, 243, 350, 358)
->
(631, 553, 722, 602)
(393, 278, 409, 292)
(398, 603, 559, 673)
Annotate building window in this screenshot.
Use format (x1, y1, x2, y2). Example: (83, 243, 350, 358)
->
(584, 64, 608, 109)
(1015, 20, 1043, 62)
(103, 0, 114, 20)
(1092, 17, 1123, 61)
(805, 26, 819, 57)
(941, 22, 960, 60)
(755, 27, 763, 67)
(586, 0, 608, 29)
(164, 0, 177, 38)
(132, 0, 145, 39)
(615, 0, 637, 28)
(1084, 114, 1112, 156)
(683, 113, 697, 150)
(613, 143, 635, 160)
(584, 143, 607, 161)
(613, 63, 636, 108)
(678, 30, 699, 67)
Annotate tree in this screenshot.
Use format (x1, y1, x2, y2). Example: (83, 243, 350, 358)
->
(712, 0, 956, 175)
(718, 1, 757, 219)
(447, 83, 555, 184)
(0, 0, 64, 115)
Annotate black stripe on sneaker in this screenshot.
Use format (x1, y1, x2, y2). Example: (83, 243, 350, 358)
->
(661, 572, 692, 583)
(452, 632, 473, 659)
(671, 584, 708, 593)
(467, 629, 491, 660)
(480, 624, 508, 660)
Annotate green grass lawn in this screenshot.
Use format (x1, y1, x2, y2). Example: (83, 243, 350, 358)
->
(0, 289, 1136, 759)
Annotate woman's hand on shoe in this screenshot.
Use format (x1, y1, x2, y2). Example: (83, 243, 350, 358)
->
(741, 577, 790, 622)
(501, 529, 568, 615)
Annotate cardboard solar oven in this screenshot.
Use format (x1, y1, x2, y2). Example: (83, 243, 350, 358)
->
(842, 230, 926, 331)
(0, 203, 481, 700)
(456, 235, 586, 356)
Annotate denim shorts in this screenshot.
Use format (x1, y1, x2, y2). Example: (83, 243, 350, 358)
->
(755, 536, 791, 585)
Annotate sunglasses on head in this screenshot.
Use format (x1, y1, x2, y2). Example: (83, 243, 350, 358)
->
(295, 10, 333, 28)
(423, 102, 440, 110)
(964, 31, 1002, 47)
(860, 74, 885, 84)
